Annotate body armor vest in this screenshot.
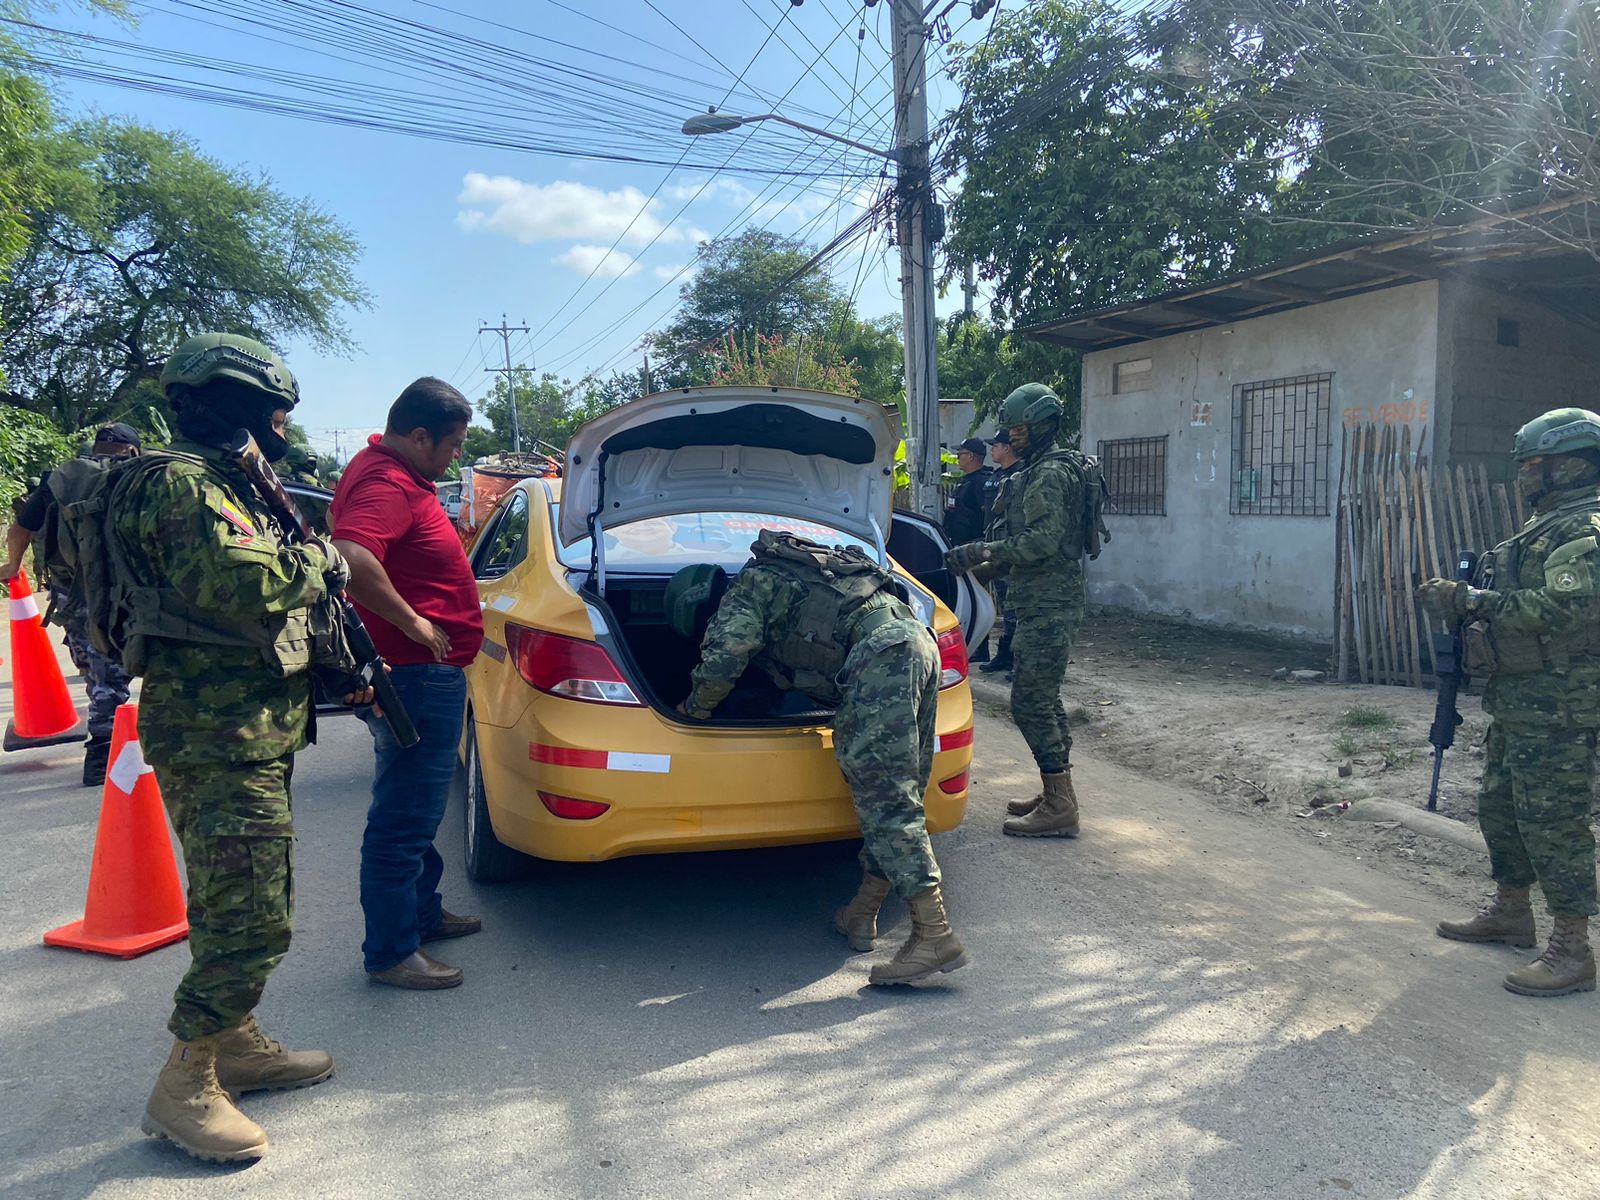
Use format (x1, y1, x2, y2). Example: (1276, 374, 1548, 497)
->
(748, 530, 910, 699)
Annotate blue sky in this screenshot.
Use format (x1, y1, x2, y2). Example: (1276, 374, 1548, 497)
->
(43, 0, 991, 460)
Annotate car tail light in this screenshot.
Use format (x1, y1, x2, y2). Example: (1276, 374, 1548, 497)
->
(539, 792, 610, 820)
(937, 628, 968, 689)
(506, 623, 642, 706)
(937, 770, 970, 795)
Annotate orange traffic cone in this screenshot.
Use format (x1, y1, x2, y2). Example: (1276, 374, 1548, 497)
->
(44, 704, 188, 958)
(4, 568, 86, 751)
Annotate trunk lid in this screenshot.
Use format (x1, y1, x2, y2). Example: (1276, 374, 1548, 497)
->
(559, 387, 899, 548)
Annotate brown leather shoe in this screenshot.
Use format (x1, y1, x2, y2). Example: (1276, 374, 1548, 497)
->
(421, 909, 483, 944)
(367, 949, 463, 990)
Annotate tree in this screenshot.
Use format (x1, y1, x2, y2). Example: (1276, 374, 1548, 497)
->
(938, 0, 1286, 325)
(0, 3, 127, 280)
(1168, 0, 1600, 246)
(710, 332, 860, 393)
(463, 369, 634, 462)
(0, 118, 368, 431)
(937, 315, 1081, 437)
(651, 229, 847, 384)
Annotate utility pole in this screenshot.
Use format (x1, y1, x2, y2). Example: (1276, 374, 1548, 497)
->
(480, 314, 530, 452)
(963, 262, 977, 317)
(890, 0, 941, 517)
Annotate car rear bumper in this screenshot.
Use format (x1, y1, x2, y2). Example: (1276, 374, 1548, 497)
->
(475, 687, 975, 862)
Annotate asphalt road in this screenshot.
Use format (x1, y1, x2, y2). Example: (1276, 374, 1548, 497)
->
(3, 680, 1598, 1199)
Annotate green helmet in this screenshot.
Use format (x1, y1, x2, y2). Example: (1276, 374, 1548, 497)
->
(999, 383, 1063, 427)
(664, 563, 728, 640)
(159, 332, 299, 410)
(1512, 408, 1600, 461)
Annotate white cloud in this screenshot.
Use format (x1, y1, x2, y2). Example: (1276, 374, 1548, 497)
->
(664, 176, 758, 207)
(555, 244, 641, 279)
(653, 263, 687, 281)
(457, 174, 682, 247)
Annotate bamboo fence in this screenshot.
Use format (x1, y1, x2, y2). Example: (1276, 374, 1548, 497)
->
(1335, 424, 1528, 686)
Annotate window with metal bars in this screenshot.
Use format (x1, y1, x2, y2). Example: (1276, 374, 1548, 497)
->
(1230, 373, 1334, 516)
(1097, 436, 1167, 516)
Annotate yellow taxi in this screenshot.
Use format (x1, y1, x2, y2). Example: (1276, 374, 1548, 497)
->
(459, 386, 993, 879)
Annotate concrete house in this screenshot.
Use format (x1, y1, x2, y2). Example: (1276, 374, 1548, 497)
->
(1022, 199, 1600, 640)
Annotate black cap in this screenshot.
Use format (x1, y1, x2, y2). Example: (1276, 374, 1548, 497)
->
(986, 428, 1011, 446)
(956, 436, 987, 457)
(92, 422, 142, 448)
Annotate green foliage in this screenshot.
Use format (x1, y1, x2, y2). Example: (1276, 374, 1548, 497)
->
(710, 332, 859, 394)
(0, 404, 72, 514)
(939, 0, 1285, 325)
(1170, 0, 1597, 233)
(464, 369, 635, 462)
(0, 118, 369, 431)
(1337, 707, 1398, 732)
(651, 228, 856, 385)
(0, 70, 52, 283)
(937, 314, 1081, 436)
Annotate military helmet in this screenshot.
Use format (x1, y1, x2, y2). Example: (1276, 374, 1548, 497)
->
(999, 383, 1063, 428)
(1512, 408, 1600, 461)
(159, 332, 299, 410)
(664, 563, 728, 640)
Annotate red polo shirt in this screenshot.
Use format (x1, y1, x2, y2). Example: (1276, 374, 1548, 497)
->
(330, 436, 483, 668)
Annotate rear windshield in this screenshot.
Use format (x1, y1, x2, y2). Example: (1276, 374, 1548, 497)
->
(554, 507, 876, 573)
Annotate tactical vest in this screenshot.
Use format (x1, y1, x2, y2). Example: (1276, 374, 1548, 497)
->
(1464, 491, 1600, 675)
(747, 530, 910, 697)
(76, 451, 313, 677)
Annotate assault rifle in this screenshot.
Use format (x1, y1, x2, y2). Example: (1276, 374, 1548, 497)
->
(1426, 549, 1479, 812)
(231, 430, 420, 749)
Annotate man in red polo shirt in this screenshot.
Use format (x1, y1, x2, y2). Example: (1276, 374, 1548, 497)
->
(331, 378, 485, 990)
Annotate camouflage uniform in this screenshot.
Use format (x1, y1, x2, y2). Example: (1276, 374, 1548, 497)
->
(683, 561, 942, 899)
(986, 451, 1086, 773)
(986, 461, 1024, 664)
(112, 439, 332, 1040)
(1467, 487, 1600, 917)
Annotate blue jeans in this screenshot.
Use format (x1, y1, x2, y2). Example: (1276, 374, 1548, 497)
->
(358, 663, 467, 973)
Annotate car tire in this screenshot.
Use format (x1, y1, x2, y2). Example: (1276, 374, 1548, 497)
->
(462, 717, 530, 882)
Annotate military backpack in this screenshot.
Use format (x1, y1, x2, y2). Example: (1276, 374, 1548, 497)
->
(746, 529, 909, 695)
(1035, 449, 1114, 560)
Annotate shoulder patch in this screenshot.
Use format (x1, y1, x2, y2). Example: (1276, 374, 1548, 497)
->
(217, 497, 257, 542)
(1544, 535, 1598, 597)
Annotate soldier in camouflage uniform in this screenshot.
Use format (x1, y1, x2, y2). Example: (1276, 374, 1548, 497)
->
(666, 532, 969, 985)
(114, 333, 358, 1161)
(1419, 408, 1600, 998)
(946, 383, 1087, 838)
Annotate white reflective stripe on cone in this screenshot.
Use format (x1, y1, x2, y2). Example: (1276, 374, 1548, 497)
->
(9, 595, 40, 621)
(108, 740, 155, 794)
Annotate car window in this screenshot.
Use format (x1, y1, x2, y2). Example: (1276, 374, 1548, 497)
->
(553, 506, 876, 572)
(475, 492, 529, 579)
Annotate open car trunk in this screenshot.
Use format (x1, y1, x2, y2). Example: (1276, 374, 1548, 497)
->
(595, 575, 835, 723)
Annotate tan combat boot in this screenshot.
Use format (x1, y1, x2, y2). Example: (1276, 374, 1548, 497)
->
(1505, 915, 1597, 997)
(868, 886, 969, 985)
(1003, 770, 1080, 838)
(214, 1013, 334, 1095)
(1006, 791, 1044, 817)
(141, 1036, 270, 1163)
(832, 872, 892, 952)
(1435, 884, 1536, 948)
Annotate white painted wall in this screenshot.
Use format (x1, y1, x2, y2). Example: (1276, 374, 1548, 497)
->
(1081, 281, 1440, 638)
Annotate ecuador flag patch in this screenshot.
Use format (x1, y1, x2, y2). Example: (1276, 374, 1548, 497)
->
(218, 498, 257, 542)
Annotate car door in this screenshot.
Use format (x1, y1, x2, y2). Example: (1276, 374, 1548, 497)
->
(466, 488, 534, 729)
(888, 511, 995, 656)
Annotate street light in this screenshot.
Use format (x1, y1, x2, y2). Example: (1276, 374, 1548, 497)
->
(681, 110, 904, 163)
(679, 46, 941, 520)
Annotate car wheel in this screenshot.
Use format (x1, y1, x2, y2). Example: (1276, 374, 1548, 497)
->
(462, 717, 530, 882)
